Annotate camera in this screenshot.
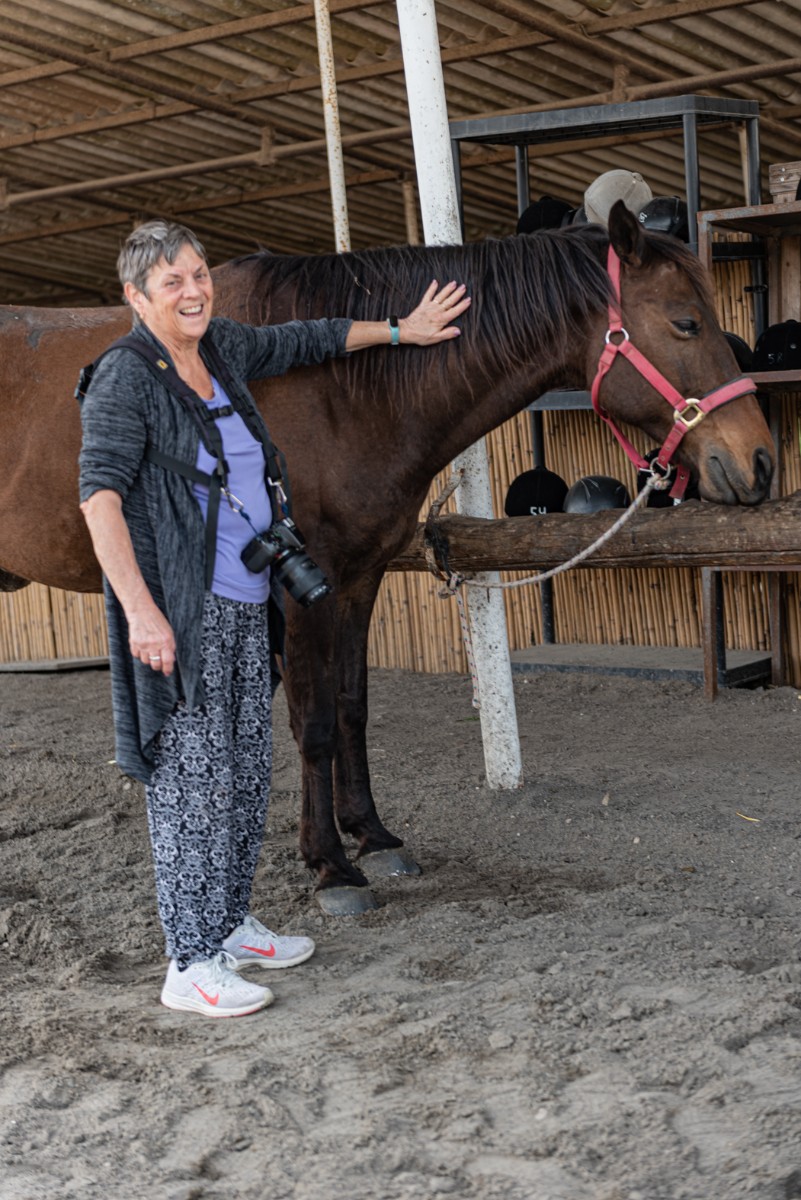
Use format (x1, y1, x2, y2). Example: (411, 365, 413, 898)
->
(241, 517, 331, 608)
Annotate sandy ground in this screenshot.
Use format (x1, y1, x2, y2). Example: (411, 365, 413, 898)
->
(2, 663, 801, 1200)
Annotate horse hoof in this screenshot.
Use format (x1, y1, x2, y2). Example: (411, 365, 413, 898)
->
(360, 848, 422, 878)
(316, 886, 379, 916)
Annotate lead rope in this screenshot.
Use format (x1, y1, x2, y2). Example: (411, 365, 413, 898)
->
(454, 590, 481, 707)
(426, 469, 670, 707)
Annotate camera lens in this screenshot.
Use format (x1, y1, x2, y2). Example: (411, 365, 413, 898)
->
(272, 549, 331, 608)
(240, 522, 331, 607)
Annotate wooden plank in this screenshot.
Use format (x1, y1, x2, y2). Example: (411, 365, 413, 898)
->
(388, 491, 801, 573)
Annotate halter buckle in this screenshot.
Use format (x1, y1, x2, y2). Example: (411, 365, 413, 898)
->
(604, 327, 630, 346)
(674, 399, 705, 431)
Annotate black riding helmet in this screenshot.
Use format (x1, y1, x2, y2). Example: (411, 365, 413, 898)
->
(563, 475, 631, 514)
(516, 196, 572, 235)
(504, 466, 569, 516)
(638, 196, 690, 242)
(723, 331, 754, 371)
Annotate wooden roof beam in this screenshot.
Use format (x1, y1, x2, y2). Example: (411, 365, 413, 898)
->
(0, 0, 373, 89)
(7, 31, 801, 216)
(0, 167, 404, 246)
(0, 260, 114, 298)
(0, 28, 268, 127)
(0, 116, 748, 243)
(0, 26, 621, 153)
(0, 0, 760, 150)
(0, 0, 758, 93)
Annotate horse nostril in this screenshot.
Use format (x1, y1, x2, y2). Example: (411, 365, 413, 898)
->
(754, 446, 774, 493)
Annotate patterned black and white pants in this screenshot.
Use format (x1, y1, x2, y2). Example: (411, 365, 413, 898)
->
(145, 592, 273, 968)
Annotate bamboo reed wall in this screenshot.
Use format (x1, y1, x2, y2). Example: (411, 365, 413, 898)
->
(0, 584, 107, 665)
(2, 239, 799, 681)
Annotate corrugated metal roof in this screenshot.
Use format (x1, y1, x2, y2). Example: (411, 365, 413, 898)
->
(2, 0, 801, 304)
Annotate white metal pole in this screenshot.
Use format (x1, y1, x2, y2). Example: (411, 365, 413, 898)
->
(395, 0, 522, 789)
(314, 0, 351, 253)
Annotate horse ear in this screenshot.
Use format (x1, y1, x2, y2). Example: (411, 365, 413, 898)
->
(607, 200, 648, 267)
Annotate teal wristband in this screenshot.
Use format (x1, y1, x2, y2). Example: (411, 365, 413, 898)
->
(387, 315, 400, 346)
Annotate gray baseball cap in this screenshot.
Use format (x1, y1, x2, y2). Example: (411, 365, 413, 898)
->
(584, 169, 653, 227)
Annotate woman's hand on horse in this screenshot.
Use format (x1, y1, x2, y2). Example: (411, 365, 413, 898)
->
(402, 280, 471, 345)
(343, 281, 470, 352)
(128, 609, 176, 676)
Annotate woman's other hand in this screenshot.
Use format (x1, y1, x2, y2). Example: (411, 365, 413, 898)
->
(80, 488, 177, 676)
(128, 609, 177, 675)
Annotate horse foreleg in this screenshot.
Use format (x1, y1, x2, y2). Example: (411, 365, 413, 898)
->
(333, 577, 421, 880)
(282, 604, 378, 916)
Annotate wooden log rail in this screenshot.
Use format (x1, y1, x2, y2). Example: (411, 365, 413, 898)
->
(387, 492, 801, 574)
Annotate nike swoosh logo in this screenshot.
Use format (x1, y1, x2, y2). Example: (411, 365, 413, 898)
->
(192, 983, 220, 1005)
(241, 943, 276, 958)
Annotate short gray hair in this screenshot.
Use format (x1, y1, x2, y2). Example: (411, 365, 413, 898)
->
(117, 219, 207, 308)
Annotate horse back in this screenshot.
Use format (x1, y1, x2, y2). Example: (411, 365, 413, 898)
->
(0, 305, 129, 460)
(0, 306, 131, 590)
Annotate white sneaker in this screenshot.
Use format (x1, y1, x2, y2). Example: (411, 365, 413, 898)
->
(160, 951, 274, 1017)
(223, 914, 316, 971)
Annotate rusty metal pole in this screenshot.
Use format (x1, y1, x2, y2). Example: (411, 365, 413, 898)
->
(313, 0, 351, 252)
(395, 0, 522, 790)
(402, 178, 420, 245)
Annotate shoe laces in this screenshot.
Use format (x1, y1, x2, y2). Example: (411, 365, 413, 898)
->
(240, 914, 274, 938)
(204, 950, 243, 990)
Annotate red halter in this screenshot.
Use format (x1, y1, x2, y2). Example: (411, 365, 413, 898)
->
(590, 245, 757, 500)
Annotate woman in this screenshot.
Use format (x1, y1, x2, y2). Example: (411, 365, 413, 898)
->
(79, 219, 470, 1019)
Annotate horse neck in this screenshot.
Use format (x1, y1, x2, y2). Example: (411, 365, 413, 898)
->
(391, 334, 590, 493)
(366, 234, 607, 484)
(218, 239, 606, 490)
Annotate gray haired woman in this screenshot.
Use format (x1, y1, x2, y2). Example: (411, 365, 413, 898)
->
(79, 219, 469, 1018)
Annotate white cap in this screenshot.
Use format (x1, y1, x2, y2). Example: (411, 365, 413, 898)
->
(584, 169, 653, 227)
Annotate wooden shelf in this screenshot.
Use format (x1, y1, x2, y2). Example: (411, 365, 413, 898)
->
(698, 199, 801, 242)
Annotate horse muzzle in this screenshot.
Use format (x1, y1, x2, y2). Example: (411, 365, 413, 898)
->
(695, 441, 774, 506)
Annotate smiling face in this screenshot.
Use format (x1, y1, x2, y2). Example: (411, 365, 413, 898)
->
(124, 242, 213, 355)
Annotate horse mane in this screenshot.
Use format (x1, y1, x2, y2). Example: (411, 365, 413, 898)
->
(234, 226, 713, 409)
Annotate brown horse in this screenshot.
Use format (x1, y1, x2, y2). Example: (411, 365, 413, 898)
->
(0, 205, 774, 913)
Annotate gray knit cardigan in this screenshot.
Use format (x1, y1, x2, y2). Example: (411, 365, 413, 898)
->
(78, 315, 351, 782)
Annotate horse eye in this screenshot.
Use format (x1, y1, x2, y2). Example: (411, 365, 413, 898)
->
(673, 318, 700, 336)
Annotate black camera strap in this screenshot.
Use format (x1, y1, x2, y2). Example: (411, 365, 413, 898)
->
(199, 336, 292, 518)
(76, 332, 291, 589)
